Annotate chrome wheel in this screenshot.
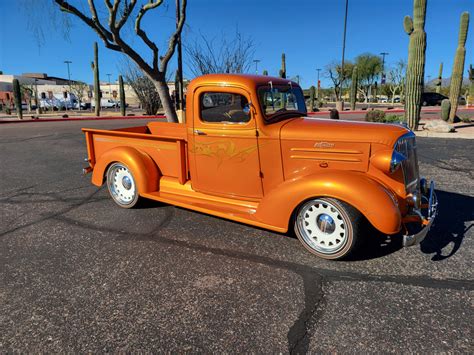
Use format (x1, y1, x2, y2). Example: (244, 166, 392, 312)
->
(295, 198, 357, 258)
(106, 163, 139, 208)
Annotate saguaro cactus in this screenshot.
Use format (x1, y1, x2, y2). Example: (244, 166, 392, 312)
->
(309, 86, 316, 112)
(435, 62, 443, 93)
(350, 66, 358, 110)
(404, 0, 427, 130)
(468, 64, 474, 106)
(449, 12, 470, 121)
(119, 75, 126, 116)
(279, 53, 286, 79)
(91, 42, 101, 117)
(441, 99, 451, 121)
(13, 78, 23, 120)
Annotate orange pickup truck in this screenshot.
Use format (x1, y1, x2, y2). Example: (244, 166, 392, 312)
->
(82, 74, 437, 260)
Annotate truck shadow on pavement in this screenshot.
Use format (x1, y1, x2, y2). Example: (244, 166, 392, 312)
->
(347, 189, 473, 261)
(420, 189, 474, 261)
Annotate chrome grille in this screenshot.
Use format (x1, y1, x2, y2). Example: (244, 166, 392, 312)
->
(395, 133, 419, 194)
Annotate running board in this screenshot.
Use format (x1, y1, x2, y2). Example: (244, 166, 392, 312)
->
(140, 190, 286, 233)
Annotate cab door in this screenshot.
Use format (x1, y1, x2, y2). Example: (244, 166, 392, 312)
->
(190, 86, 263, 199)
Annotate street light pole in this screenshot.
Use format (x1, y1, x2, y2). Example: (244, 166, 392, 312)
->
(316, 68, 322, 100)
(106, 73, 112, 99)
(34, 78, 40, 115)
(64, 60, 72, 110)
(253, 59, 261, 75)
(340, 0, 349, 106)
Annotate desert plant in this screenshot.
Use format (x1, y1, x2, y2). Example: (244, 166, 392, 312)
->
(350, 66, 358, 110)
(69, 81, 89, 110)
(384, 114, 406, 123)
(469, 64, 474, 106)
(435, 62, 443, 93)
(448, 12, 470, 122)
(124, 63, 161, 115)
(185, 29, 255, 76)
(279, 53, 286, 79)
(441, 98, 451, 121)
(91, 42, 100, 116)
(329, 109, 339, 119)
(119, 75, 126, 116)
(365, 109, 386, 122)
(309, 86, 315, 111)
(354, 54, 382, 103)
(13, 79, 23, 120)
(404, 0, 427, 130)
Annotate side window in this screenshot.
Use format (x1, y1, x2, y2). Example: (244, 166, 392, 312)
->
(200, 92, 250, 123)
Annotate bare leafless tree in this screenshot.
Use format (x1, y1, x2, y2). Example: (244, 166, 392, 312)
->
(326, 61, 354, 101)
(123, 63, 162, 115)
(50, 0, 186, 122)
(387, 60, 407, 104)
(69, 81, 90, 110)
(185, 30, 255, 77)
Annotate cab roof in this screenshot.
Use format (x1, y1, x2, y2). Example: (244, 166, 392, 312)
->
(187, 74, 301, 91)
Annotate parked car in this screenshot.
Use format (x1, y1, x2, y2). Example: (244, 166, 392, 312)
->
(73, 101, 91, 110)
(421, 92, 447, 106)
(82, 74, 437, 260)
(421, 92, 467, 106)
(91, 99, 118, 108)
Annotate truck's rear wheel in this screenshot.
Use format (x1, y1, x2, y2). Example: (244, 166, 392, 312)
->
(294, 198, 362, 260)
(106, 162, 140, 208)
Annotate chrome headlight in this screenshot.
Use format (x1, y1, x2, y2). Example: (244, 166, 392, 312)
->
(390, 150, 406, 173)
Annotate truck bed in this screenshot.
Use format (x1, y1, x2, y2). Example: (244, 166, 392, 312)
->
(83, 121, 189, 184)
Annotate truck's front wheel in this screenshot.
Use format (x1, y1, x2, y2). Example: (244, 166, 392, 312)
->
(294, 198, 362, 260)
(106, 162, 140, 208)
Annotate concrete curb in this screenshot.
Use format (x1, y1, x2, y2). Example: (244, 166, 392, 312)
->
(0, 115, 166, 124)
(414, 131, 474, 139)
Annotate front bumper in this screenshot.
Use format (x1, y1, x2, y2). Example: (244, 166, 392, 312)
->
(402, 180, 438, 247)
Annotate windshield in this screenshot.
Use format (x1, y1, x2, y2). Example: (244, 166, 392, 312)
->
(258, 85, 307, 121)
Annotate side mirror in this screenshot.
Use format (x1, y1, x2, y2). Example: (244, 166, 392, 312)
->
(243, 103, 251, 115)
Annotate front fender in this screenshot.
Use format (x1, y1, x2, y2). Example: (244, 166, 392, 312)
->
(91, 146, 159, 194)
(256, 170, 401, 235)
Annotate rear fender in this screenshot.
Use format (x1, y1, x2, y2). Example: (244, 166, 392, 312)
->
(256, 170, 401, 235)
(91, 146, 160, 193)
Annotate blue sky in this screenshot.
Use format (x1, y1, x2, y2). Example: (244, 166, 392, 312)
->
(0, 0, 472, 88)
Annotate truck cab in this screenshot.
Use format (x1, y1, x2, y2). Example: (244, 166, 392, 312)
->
(83, 74, 437, 260)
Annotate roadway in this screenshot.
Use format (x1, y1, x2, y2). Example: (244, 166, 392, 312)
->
(1, 119, 472, 352)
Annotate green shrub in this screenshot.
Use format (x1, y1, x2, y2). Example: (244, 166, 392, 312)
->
(365, 110, 406, 124)
(384, 114, 406, 123)
(365, 110, 386, 122)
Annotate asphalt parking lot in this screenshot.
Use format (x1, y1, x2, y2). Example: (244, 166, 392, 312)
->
(1, 119, 473, 353)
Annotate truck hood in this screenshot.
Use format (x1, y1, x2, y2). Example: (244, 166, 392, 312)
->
(280, 117, 409, 146)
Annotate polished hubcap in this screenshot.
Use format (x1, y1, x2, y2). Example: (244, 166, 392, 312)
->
(297, 199, 348, 254)
(122, 175, 132, 190)
(317, 214, 336, 234)
(108, 164, 136, 205)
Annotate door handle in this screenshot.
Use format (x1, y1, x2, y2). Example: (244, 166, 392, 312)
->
(194, 129, 207, 135)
